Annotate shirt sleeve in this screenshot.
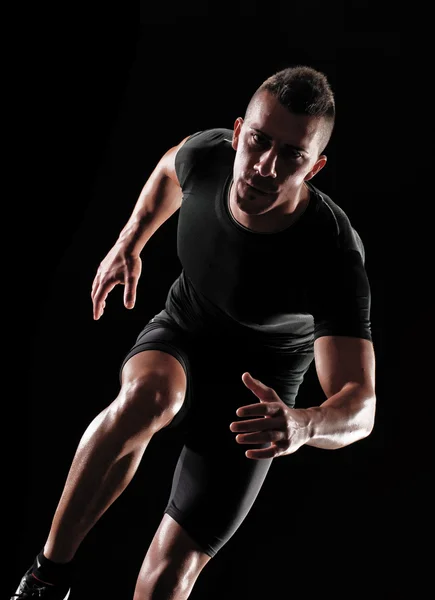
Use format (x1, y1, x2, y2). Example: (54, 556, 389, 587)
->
(174, 130, 205, 188)
(174, 128, 233, 189)
(312, 228, 372, 342)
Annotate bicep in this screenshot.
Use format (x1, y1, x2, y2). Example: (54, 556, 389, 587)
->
(160, 135, 191, 185)
(314, 335, 376, 399)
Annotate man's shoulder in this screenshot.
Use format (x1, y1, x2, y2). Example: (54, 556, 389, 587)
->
(175, 128, 233, 187)
(181, 127, 233, 151)
(309, 183, 365, 256)
(309, 183, 349, 231)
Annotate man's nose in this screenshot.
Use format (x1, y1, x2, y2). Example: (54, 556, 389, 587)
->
(254, 148, 278, 178)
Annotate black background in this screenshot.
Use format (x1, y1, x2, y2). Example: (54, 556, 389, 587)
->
(8, 5, 427, 600)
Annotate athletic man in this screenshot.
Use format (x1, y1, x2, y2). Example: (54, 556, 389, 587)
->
(11, 65, 376, 600)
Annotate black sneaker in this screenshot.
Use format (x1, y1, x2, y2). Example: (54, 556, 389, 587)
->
(10, 567, 71, 599)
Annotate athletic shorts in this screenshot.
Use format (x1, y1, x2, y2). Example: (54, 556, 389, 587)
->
(120, 308, 313, 557)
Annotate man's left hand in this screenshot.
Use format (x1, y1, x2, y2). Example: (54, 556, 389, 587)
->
(229, 372, 311, 459)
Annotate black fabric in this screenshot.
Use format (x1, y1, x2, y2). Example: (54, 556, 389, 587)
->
(168, 127, 371, 346)
(164, 442, 272, 557)
(32, 550, 71, 586)
(121, 313, 312, 556)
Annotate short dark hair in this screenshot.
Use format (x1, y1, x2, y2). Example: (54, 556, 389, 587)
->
(245, 65, 336, 154)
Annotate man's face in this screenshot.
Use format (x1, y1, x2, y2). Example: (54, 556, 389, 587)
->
(231, 90, 327, 215)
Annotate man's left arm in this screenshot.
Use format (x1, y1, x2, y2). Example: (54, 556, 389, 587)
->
(305, 334, 376, 449)
(230, 335, 376, 459)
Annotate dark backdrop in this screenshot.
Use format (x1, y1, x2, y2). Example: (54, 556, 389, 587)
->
(9, 7, 422, 600)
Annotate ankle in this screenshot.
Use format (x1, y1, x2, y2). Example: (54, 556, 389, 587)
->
(43, 543, 75, 564)
(33, 549, 73, 586)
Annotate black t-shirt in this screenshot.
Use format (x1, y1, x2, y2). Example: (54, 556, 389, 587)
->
(163, 128, 371, 352)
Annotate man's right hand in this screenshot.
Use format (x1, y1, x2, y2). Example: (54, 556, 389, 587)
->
(91, 245, 142, 320)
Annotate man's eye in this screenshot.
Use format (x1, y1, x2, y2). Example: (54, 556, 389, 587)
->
(251, 133, 267, 145)
(283, 148, 302, 160)
(251, 134, 301, 159)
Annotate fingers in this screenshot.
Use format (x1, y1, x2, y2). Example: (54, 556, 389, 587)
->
(123, 273, 138, 310)
(242, 372, 269, 389)
(90, 253, 141, 320)
(92, 280, 118, 320)
(241, 372, 280, 402)
(234, 429, 287, 445)
(91, 265, 140, 319)
(230, 416, 286, 445)
(245, 446, 277, 460)
(241, 372, 261, 390)
(242, 372, 258, 384)
(230, 416, 281, 433)
(236, 402, 281, 418)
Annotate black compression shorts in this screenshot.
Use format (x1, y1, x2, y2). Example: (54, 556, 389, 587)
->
(120, 309, 313, 557)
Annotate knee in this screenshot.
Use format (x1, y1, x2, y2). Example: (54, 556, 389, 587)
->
(142, 567, 189, 599)
(110, 372, 185, 436)
(134, 559, 204, 600)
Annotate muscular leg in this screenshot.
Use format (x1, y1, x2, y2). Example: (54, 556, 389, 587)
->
(129, 367, 276, 599)
(43, 350, 187, 563)
(133, 514, 212, 600)
(128, 335, 305, 599)
(131, 443, 272, 600)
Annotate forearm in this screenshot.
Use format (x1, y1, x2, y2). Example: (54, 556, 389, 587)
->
(117, 170, 182, 255)
(304, 383, 376, 449)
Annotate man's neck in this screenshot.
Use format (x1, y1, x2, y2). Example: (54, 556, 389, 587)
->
(228, 182, 311, 233)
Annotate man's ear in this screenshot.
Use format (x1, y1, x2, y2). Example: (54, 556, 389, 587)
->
(232, 117, 244, 151)
(304, 155, 327, 181)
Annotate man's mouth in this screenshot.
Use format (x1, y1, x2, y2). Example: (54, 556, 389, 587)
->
(246, 181, 276, 195)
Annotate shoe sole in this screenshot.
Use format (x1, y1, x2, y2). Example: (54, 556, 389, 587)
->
(13, 584, 71, 599)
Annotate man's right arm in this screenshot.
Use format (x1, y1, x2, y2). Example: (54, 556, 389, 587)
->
(91, 135, 190, 320)
(117, 134, 190, 254)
